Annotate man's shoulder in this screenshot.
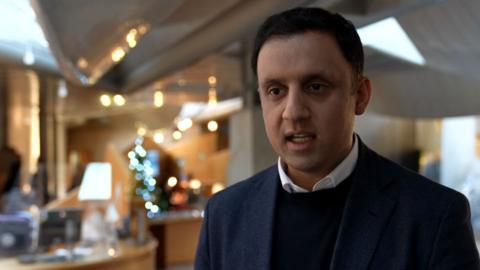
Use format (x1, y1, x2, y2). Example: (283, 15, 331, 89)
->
(206, 165, 276, 210)
(371, 149, 467, 209)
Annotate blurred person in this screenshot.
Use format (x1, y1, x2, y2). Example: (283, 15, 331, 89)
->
(195, 7, 479, 270)
(0, 146, 21, 211)
(30, 156, 50, 206)
(0, 146, 21, 194)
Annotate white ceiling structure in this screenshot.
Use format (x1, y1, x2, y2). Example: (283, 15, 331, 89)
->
(0, 0, 479, 119)
(341, 0, 480, 118)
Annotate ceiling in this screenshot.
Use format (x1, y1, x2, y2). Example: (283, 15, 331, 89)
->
(31, 0, 303, 91)
(1, 0, 479, 119)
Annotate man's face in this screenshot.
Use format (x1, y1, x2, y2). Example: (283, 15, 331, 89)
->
(257, 31, 370, 181)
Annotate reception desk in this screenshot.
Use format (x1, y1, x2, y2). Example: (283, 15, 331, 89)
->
(0, 239, 157, 270)
(149, 210, 203, 267)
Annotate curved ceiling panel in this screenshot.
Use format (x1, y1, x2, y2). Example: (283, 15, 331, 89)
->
(367, 60, 480, 118)
(32, 0, 306, 92)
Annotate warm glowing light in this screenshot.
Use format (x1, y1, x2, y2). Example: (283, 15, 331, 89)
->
(153, 132, 164, 144)
(172, 130, 182, 140)
(128, 40, 137, 48)
(189, 179, 202, 190)
(212, 183, 225, 194)
(126, 28, 138, 48)
(111, 47, 125, 62)
(167, 176, 178, 187)
(113, 94, 126, 106)
(177, 118, 193, 132)
(208, 88, 217, 105)
(77, 57, 88, 69)
(207, 120, 218, 132)
(208, 76, 217, 86)
(137, 127, 147, 136)
(100, 94, 112, 107)
(108, 248, 116, 257)
(154, 91, 164, 107)
(126, 29, 137, 43)
(186, 118, 193, 128)
(138, 25, 148, 35)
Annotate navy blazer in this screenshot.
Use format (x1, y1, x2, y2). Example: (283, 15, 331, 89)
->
(195, 141, 480, 269)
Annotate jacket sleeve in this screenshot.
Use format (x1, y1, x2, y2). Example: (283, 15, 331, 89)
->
(195, 201, 211, 270)
(428, 194, 480, 270)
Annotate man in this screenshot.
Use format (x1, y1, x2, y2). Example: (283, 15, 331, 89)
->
(195, 7, 480, 270)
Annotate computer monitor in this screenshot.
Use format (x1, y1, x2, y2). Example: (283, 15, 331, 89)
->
(38, 208, 82, 249)
(0, 215, 32, 257)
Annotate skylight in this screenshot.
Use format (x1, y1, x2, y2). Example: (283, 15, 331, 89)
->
(358, 17, 426, 65)
(0, 0, 52, 66)
(0, 0, 48, 47)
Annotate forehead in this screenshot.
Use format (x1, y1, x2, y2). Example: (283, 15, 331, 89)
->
(257, 31, 352, 82)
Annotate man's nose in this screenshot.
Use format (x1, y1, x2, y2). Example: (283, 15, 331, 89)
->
(282, 88, 310, 121)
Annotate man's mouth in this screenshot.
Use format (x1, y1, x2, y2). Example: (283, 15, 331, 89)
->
(286, 133, 316, 143)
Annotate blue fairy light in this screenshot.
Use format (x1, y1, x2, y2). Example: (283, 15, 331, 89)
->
(145, 167, 154, 176)
(151, 205, 159, 213)
(142, 193, 151, 201)
(145, 201, 153, 209)
(130, 158, 139, 167)
(134, 145, 143, 154)
(135, 137, 143, 146)
(148, 178, 156, 186)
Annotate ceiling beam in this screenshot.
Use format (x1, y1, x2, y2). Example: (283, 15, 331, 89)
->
(119, 0, 312, 93)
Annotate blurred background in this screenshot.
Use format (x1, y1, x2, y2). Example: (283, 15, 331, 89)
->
(0, 0, 480, 269)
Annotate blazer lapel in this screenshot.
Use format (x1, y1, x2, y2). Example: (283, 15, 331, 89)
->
(239, 166, 278, 270)
(330, 142, 398, 270)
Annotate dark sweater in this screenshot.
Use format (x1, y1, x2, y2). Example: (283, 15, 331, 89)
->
(271, 176, 353, 270)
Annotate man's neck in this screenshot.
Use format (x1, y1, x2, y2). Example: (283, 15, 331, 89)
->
(287, 165, 335, 191)
(285, 137, 355, 191)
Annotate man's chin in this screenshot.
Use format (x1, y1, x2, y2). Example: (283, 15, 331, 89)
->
(283, 158, 324, 175)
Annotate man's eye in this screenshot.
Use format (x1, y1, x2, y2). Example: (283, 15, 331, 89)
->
(308, 83, 324, 92)
(268, 87, 283, 96)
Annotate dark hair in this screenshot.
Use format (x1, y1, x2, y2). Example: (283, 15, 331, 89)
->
(251, 7, 364, 78)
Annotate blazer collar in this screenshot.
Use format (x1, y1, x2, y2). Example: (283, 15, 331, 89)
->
(330, 139, 398, 270)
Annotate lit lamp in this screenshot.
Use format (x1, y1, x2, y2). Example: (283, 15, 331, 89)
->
(78, 163, 119, 253)
(78, 162, 112, 201)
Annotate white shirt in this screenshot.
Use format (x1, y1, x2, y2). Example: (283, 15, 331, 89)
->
(278, 135, 359, 193)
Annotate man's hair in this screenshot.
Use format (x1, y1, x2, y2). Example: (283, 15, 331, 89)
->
(251, 7, 364, 78)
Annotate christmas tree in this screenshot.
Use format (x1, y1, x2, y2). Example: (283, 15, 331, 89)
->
(128, 136, 169, 218)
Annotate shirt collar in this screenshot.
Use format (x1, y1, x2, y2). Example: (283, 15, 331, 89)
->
(278, 135, 359, 193)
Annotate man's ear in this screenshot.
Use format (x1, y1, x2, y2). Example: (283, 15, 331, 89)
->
(355, 77, 372, 115)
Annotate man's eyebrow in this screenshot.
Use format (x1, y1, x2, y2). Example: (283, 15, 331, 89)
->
(259, 78, 283, 87)
(259, 71, 336, 87)
(300, 72, 333, 84)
